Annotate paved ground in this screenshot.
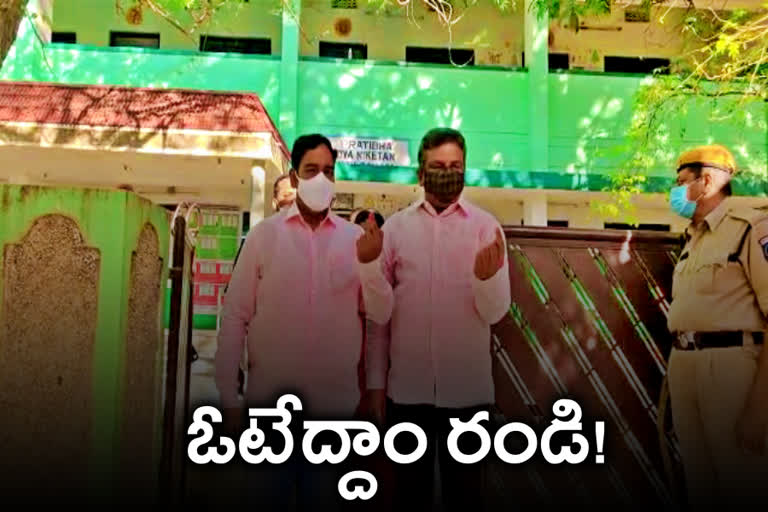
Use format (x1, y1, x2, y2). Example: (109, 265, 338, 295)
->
(187, 330, 220, 406)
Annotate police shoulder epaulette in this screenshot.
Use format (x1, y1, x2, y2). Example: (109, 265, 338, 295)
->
(727, 206, 767, 225)
(726, 207, 768, 261)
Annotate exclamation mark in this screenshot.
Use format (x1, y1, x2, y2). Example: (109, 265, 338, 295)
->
(595, 422, 605, 463)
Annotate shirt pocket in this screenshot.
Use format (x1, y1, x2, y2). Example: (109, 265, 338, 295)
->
(690, 253, 728, 295)
(328, 252, 359, 294)
(441, 235, 478, 288)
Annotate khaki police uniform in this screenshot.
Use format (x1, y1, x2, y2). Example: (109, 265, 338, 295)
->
(667, 146, 768, 506)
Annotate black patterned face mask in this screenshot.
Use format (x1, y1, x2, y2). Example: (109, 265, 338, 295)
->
(422, 170, 465, 203)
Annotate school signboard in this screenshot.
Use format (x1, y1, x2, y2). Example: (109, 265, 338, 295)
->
(329, 136, 410, 166)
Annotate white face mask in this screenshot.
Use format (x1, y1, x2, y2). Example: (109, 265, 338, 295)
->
(297, 173, 335, 212)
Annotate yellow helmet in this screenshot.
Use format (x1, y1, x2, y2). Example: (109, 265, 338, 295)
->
(676, 144, 737, 175)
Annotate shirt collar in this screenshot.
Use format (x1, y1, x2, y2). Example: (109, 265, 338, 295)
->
(283, 202, 337, 229)
(702, 198, 730, 232)
(414, 191, 470, 218)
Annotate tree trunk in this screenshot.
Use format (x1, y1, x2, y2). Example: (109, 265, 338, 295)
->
(0, 0, 27, 71)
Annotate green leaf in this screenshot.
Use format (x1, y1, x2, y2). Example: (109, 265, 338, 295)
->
(728, 42, 740, 59)
(715, 36, 729, 55)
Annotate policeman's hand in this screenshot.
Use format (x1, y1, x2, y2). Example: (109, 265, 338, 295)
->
(366, 389, 387, 427)
(474, 228, 506, 281)
(357, 214, 384, 264)
(736, 403, 768, 456)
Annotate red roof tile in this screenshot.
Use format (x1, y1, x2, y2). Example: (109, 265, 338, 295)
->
(0, 81, 289, 159)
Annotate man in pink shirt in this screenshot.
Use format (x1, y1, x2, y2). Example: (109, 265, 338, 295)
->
(215, 134, 364, 510)
(272, 173, 297, 213)
(357, 128, 511, 511)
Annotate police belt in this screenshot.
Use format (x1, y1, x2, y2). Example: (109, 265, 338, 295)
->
(674, 331, 764, 350)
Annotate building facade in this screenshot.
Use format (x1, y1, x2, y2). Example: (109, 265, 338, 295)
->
(3, 0, 767, 230)
(2, 0, 768, 328)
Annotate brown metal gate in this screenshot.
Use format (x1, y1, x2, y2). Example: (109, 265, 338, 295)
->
(490, 225, 685, 507)
(159, 206, 198, 505)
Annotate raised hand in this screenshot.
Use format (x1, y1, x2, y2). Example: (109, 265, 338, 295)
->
(474, 228, 506, 280)
(356, 213, 384, 264)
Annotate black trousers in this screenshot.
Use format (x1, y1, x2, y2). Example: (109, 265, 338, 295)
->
(386, 399, 490, 512)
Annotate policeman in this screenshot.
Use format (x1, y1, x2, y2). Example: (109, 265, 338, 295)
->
(666, 144, 768, 507)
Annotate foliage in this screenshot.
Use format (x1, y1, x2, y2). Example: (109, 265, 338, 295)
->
(529, 0, 610, 30)
(365, 0, 514, 25)
(607, 5, 768, 222)
(590, 172, 647, 226)
(114, 0, 264, 40)
(0, 0, 28, 70)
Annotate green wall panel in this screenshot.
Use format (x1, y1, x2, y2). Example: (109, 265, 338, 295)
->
(297, 59, 530, 175)
(1, 13, 766, 194)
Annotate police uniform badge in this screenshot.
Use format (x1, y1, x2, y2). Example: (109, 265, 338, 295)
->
(755, 217, 768, 262)
(761, 235, 768, 261)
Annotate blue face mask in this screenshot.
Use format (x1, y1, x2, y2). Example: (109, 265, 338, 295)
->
(669, 182, 699, 219)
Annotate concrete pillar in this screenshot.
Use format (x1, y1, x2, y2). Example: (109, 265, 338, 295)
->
(523, 192, 548, 226)
(250, 165, 266, 228)
(525, 0, 549, 176)
(279, 0, 301, 149)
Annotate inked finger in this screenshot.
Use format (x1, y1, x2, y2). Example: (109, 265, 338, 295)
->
(366, 217, 377, 235)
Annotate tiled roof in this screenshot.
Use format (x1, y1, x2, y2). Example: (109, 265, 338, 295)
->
(0, 81, 289, 158)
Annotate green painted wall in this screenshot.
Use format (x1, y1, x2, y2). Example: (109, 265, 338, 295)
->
(1, 12, 766, 194)
(0, 14, 282, 118)
(297, 58, 530, 185)
(0, 184, 170, 494)
(549, 73, 768, 183)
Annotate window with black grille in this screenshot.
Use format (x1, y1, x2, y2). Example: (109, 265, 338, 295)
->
(624, 4, 651, 23)
(331, 0, 358, 7)
(604, 56, 670, 74)
(319, 41, 367, 59)
(405, 46, 475, 65)
(547, 220, 570, 227)
(520, 52, 570, 71)
(548, 53, 569, 71)
(110, 31, 159, 49)
(51, 32, 77, 44)
(200, 35, 271, 55)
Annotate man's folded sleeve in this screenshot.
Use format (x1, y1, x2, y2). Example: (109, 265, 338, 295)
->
(472, 224, 512, 325)
(358, 254, 395, 325)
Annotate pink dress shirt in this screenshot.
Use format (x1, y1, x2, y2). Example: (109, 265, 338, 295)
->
(215, 203, 364, 417)
(359, 195, 511, 408)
